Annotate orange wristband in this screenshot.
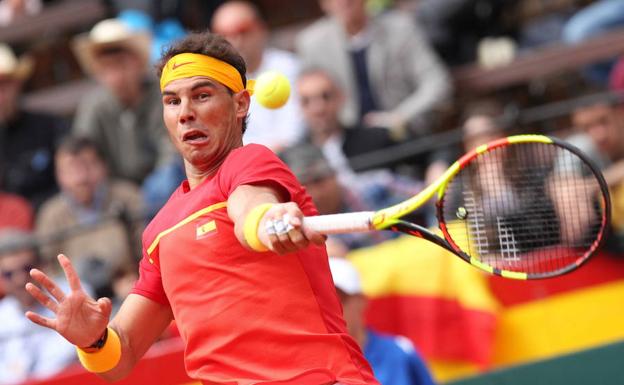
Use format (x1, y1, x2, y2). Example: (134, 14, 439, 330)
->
(76, 327, 121, 373)
(243, 203, 274, 252)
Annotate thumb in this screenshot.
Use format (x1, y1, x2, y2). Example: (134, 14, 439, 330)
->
(97, 297, 113, 319)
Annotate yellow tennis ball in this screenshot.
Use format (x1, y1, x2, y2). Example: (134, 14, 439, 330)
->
(254, 71, 291, 109)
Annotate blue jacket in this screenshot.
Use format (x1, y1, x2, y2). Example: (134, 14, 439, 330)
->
(364, 329, 435, 385)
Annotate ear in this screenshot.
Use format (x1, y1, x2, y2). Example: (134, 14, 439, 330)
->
(233, 90, 251, 120)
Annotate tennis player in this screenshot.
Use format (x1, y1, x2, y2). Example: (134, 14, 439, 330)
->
(23, 32, 379, 385)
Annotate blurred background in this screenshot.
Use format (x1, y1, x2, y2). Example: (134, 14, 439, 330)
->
(1, 0, 624, 384)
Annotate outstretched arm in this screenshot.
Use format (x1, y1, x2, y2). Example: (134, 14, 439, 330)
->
(26, 254, 172, 381)
(228, 184, 325, 254)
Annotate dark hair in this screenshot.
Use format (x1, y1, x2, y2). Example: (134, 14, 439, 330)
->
(57, 135, 105, 160)
(156, 32, 249, 133)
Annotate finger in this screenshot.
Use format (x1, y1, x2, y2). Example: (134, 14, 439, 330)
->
(25, 283, 58, 313)
(267, 231, 288, 254)
(25, 311, 57, 330)
(303, 227, 327, 245)
(58, 254, 83, 292)
(274, 218, 297, 251)
(30, 269, 65, 302)
(97, 297, 113, 319)
(287, 227, 309, 249)
(281, 214, 308, 249)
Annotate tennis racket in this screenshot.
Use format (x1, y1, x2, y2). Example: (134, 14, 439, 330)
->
(303, 135, 611, 279)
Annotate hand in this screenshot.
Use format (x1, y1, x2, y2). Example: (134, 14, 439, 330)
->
(259, 203, 326, 254)
(362, 111, 407, 140)
(25, 254, 112, 348)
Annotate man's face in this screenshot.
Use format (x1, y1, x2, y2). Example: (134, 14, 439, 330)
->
(56, 148, 107, 205)
(572, 104, 624, 160)
(0, 249, 36, 305)
(298, 72, 343, 137)
(92, 50, 145, 104)
(162, 76, 249, 172)
(462, 115, 501, 152)
(211, 4, 266, 71)
(0, 75, 21, 123)
(304, 174, 342, 215)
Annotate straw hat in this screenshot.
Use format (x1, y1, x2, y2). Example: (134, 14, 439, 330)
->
(72, 18, 151, 75)
(0, 43, 33, 80)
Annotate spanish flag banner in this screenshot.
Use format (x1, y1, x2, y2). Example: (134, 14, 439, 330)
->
(347, 235, 499, 382)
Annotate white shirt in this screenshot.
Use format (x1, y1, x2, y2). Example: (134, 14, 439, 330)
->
(0, 283, 79, 384)
(242, 48, 305, 151)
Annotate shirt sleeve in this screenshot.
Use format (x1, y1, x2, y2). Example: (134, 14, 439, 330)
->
(131, 248, 170, 306)
(219, 145, 305, 204)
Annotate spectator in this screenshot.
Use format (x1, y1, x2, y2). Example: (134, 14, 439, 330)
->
(562, 0, 624, 85)
(211, 0, 305, 151)
(296, 67, 398, 181)
(0, 0, 42, 26)
(0, 43, 68, 209)
(35, 136, 144, 296)
(110, 263, 138, 316)
(72, 18, 174, 184)
(296, 67, 446, 193)
(141, 155, 186, 219)
(461, 99, 509, 152)
(564, 92, 624, 252)
(0, 190, 33, 299)
(0, 191, 32, 231)
(0, 229, 77, 383)
(296, 0, 451, 140)
(280, 143, 422, 250)
(328, 257, 436, 385)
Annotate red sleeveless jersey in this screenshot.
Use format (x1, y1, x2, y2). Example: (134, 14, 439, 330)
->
(131, 144, 378, 385)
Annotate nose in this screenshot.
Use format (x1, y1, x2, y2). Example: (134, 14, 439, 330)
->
(178, 99, 196, 125)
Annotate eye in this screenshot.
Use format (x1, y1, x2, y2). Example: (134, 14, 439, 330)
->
(197, 92, 211, 101)
(164, 97, 180, 106)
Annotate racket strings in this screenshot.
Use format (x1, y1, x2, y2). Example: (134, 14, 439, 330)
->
(441, 142, 605, 276)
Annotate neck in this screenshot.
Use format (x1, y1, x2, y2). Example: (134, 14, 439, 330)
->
(185, 164, 220, 190)
(310, 123, 342, 145)
(118, 82, 143, 109)
(184, 149, 234, 190)
(353, 325, 368, 348)
(345, 15, 367, 36)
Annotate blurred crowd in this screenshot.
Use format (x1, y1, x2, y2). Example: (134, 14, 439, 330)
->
(1, 0, 624, 384)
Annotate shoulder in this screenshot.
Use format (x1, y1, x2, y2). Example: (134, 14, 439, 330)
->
(225, 144, 279, 164)
(0, 297, 24, 332)
(74, 86, 115, 114)
(373, 10, 423, 44)
(368, 329, 416, 356)
(296, 17, 338, 48)
(109, 180, 142, 199)
(375, 10, 415, 29)
(37, 194, 68, 219)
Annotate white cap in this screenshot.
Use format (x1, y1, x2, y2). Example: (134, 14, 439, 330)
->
(328, 257, 362, 295)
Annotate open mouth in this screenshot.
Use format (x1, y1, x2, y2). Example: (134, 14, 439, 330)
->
(182, 130, 209, 143)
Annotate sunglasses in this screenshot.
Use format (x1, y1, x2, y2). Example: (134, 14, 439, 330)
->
(300, 90, 335, 107)
(1, 264, 34, 280)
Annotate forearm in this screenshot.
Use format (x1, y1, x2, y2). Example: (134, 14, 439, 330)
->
(88, 295, 173, 381)
(228, 184, 284, 247)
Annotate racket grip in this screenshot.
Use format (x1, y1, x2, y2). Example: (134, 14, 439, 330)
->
(303, 212, 374, 234)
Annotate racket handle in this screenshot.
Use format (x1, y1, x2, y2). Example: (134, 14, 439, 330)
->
(303, 212, 374, 234)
